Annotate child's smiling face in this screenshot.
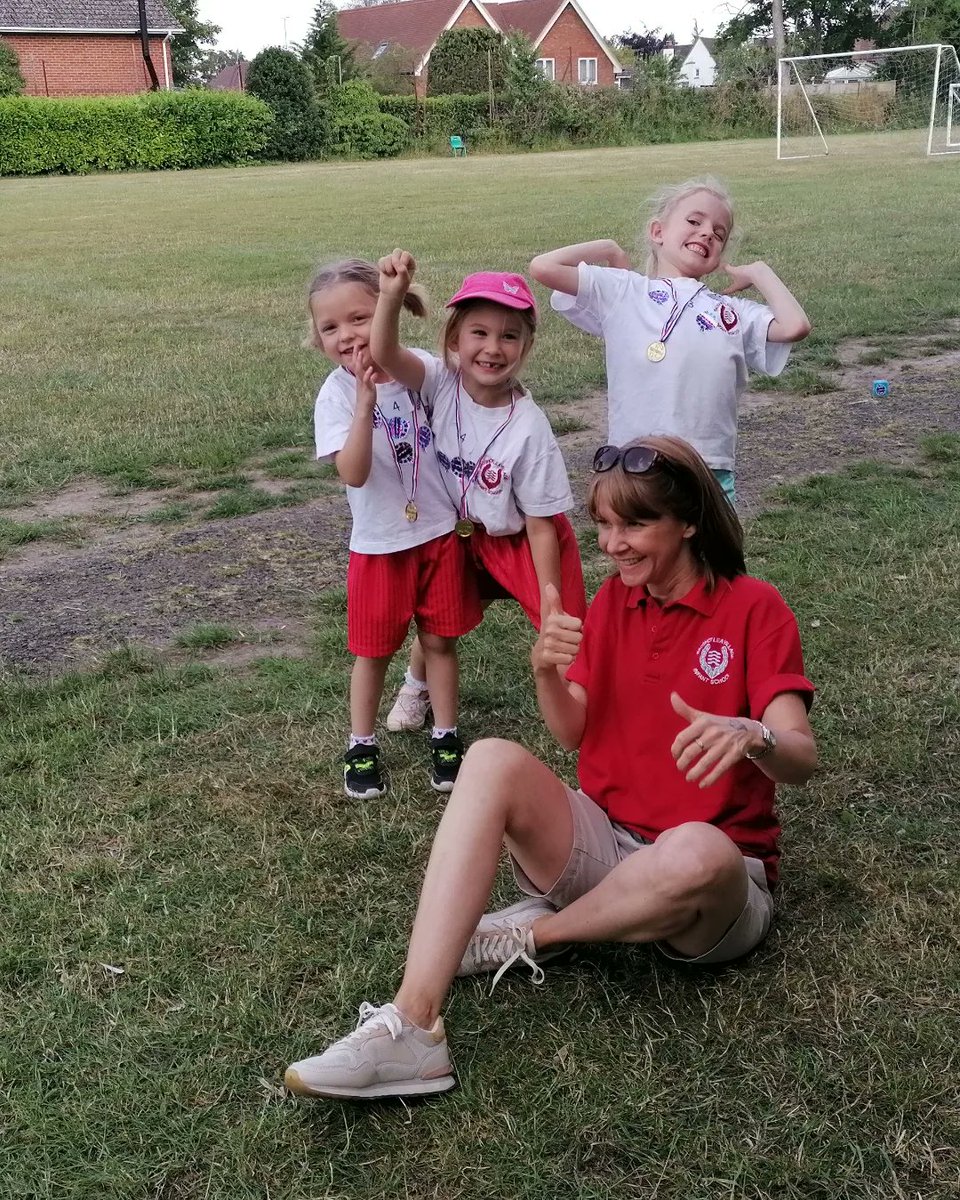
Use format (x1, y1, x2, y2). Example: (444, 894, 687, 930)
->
(310, 281, 377, 370)
(650, 189, 731, 278)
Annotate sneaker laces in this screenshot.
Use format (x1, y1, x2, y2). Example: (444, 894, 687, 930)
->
(480, 925, 546, 991)
(348, 1001, 403, 1043)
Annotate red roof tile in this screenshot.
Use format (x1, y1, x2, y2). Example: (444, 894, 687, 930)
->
(483, 0, 558, 41)
(337, 0, 474, 59)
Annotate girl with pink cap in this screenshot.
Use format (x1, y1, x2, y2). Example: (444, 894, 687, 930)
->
(372, 249, 587, 760)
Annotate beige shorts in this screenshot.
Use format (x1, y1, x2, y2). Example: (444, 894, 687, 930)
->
(511, 786, 774, 965)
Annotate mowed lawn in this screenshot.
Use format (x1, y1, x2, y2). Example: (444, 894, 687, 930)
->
(1, 136, 960, 1199)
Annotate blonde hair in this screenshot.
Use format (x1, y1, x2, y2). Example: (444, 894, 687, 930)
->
(588, 435, 745, 590)
(304, 258, 428, 349)
(642, 176, 736, 276)
(440, 299, 537, 375)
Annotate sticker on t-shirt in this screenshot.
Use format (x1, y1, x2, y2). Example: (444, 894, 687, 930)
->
(718, 304, 739, 333)
(694, 637, 734, 685)
(476, 457, 508, 495)
(648, 288, 670, 305)
(696, 312, 716, 331)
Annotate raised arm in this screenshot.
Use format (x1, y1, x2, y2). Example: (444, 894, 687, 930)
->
(721, 261, 812, 343)
(369, 248, 427, 391)
(531, 584, 587, 751)
(529, 239, 631, 297)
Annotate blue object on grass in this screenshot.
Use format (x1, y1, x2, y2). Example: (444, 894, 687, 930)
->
(872, 379, 890, 398)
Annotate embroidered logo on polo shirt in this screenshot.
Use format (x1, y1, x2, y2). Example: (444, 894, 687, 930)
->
(695, 637, 734, 685)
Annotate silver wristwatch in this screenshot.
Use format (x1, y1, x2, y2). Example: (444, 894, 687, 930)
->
(745, 723, 777, 760)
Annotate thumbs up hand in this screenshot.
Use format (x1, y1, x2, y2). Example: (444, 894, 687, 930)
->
(670, 691, 761, 789)
(531, 583, 583, 672)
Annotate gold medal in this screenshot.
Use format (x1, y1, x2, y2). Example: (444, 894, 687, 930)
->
(455, 518, 475, 538)
(404, 501, 418, 522)
(646, 341, 667, 363)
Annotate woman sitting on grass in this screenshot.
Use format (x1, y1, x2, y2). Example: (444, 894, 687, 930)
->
(285, 436, 818, 1101)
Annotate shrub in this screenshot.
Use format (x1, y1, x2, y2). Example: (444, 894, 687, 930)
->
(0, 91, 273, 176)
(247, 46, 323, 160)
(379, 93, 493, 143)
(428, 28, 508, 95)
(0, 37, 24, 96)
(327, 81, 408, 157)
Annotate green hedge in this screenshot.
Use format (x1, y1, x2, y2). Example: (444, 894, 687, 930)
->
(379, 93, 493, 142)
(0, 91, 273, 175)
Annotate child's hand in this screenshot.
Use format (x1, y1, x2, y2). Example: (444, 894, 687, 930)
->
(351, 344, 391, 386)
(532, 584, 582, 672)
(603, 241, 632, 270)
(378, 248, 416, 298)
(720, 261, 765, 294)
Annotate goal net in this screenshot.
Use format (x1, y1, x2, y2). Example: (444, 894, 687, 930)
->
(776, 43, 960, 159)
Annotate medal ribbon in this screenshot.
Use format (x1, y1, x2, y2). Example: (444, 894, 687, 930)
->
(657, 279, 708, 345)
(375, 389, 421, 508)
(452, 373, 516, 523)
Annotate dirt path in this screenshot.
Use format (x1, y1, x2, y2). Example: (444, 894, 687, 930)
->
(3, 334, 958, 677)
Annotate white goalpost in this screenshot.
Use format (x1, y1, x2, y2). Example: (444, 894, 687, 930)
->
(776, 43, 960, 160)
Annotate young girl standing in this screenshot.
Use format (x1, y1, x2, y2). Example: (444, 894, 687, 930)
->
(529, 176, 811, 502)
(371, 250, 586, 685)
(309, 260, 482, 799)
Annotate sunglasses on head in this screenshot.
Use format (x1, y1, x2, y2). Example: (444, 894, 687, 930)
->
(592, 444, 662, 474)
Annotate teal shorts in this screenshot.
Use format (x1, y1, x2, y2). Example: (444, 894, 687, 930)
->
(712, 469, 736, 505)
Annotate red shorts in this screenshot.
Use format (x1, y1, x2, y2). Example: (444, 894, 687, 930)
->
(470, 513, 587, 631)
(347, 532, 483, 658)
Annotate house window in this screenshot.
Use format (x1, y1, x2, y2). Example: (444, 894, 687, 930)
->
(535, 58, 555, 81)
(373, 41, 390, 60)
(578, 57, 597, 85)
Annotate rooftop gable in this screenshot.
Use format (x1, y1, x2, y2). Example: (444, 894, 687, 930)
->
(338, 0, 496, 61)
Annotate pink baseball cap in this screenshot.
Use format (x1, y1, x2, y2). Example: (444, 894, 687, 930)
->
(446, 271, 538, 316)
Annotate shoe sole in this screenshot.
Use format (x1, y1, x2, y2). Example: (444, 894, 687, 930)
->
(430, 777, 456, 793)
(284, 1066, 456, 1099)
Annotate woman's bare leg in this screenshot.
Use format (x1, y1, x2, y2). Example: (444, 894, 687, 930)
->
(392, 739, 574, 1027)
(529, 822, 749, 959)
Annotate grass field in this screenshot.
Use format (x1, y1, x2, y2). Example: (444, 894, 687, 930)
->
(2, 134, 960, 1199)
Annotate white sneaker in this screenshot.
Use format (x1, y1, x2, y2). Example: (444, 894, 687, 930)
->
(456, 896, 566, 987)
(284, 1002, 455, 1100)
(385, 683, 431, 732)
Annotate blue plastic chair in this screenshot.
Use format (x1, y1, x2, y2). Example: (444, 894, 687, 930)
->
(449, 134, 467, 157)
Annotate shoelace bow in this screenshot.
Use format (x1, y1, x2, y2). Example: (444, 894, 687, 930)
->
(478, 925, 546, 992)
(351, 1001, 403, 1042)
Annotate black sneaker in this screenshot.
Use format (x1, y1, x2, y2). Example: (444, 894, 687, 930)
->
(343, 743, 387, 799)
(430, 732, 464, 794)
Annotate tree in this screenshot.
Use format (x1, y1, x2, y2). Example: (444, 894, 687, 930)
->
(717, 1, 887, 58)
(165, 0, 221, 86)
(613, 27, 673, 60)
(298, 0, 357, 91)
(0, 38, 25, 96)
(352, 42, 418, 95)
(197, 48, 245, 84)
(881, 0, 960, 50)
(247, 47, 323, 160)
(428, 28, 509, 95)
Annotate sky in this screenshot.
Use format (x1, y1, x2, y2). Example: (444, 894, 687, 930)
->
(197, 0, 741, 59)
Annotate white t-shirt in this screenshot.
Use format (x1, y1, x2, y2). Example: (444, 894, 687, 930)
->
(314, 349, 456, 554)
(419, 355, 573, 536)
(551, 263, 792, 471)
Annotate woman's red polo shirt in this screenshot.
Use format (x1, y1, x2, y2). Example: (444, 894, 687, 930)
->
(566, 573, 814, 884)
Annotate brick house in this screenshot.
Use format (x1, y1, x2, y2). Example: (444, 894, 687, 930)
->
(0, 1, 182, 97)
(337, 0, 622, 97)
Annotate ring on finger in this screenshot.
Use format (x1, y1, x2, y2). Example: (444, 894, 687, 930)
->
(696, 738, 705, 752)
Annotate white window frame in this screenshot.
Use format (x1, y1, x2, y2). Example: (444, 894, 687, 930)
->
(535, 57, 555, 81)
(578, 56, 598, 85)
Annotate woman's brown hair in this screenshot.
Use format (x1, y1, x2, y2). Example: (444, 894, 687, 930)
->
(587, 435, 746, 589)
